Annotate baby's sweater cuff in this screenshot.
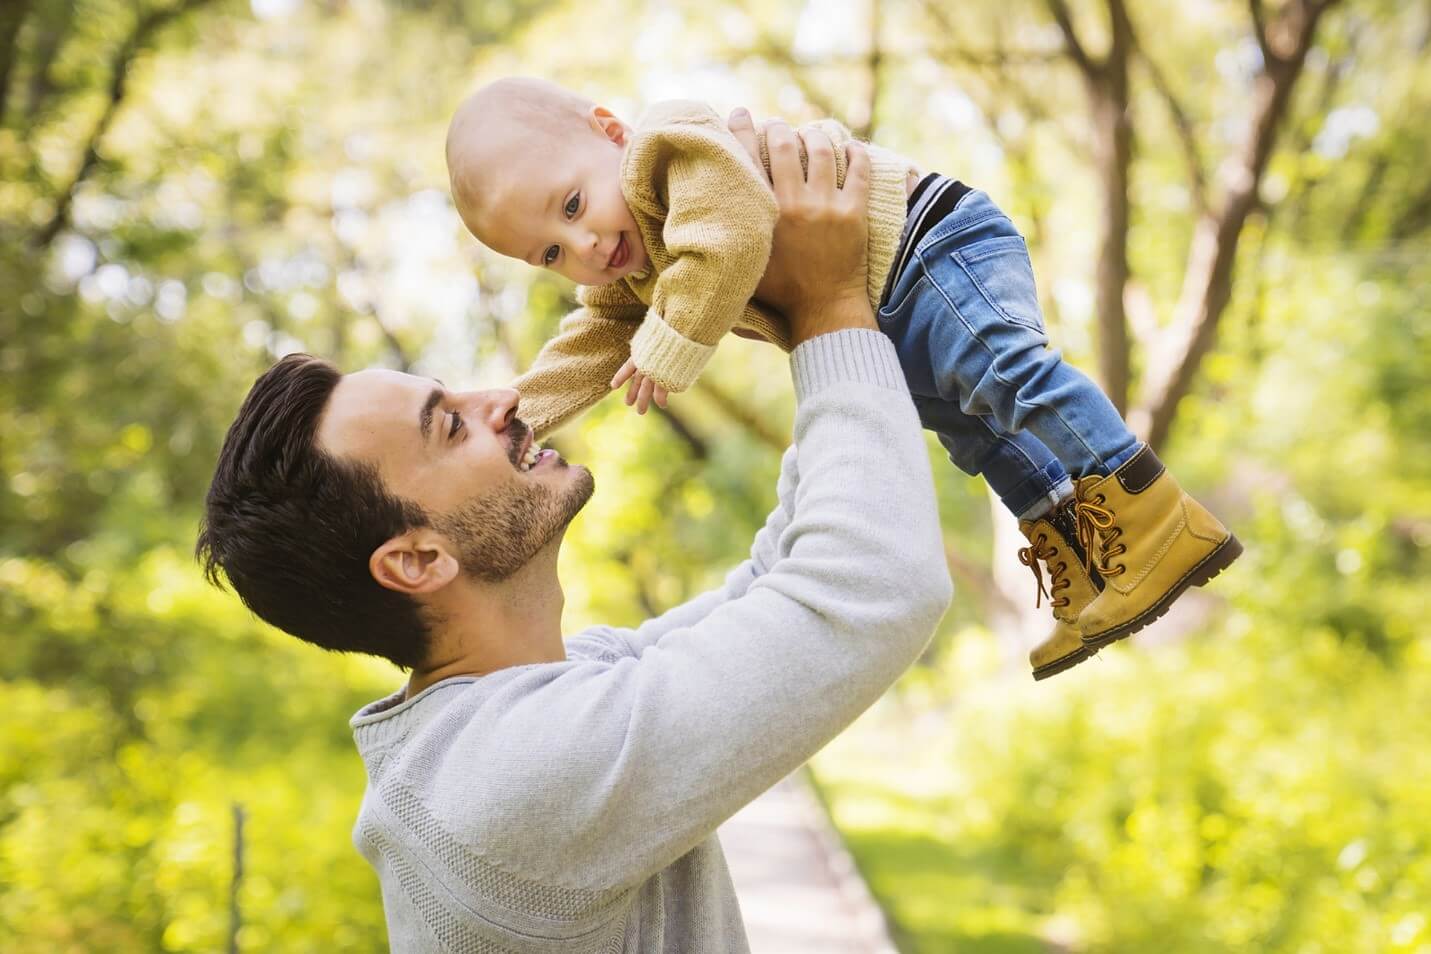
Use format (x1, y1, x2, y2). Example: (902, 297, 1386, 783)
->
(630, 312, 717, 393)
(791, 328, 906, 402)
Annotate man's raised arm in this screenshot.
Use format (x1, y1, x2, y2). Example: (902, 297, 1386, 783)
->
(444, 130, 952, 893)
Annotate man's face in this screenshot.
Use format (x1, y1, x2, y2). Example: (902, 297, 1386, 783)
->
(316, 369, 593, 581)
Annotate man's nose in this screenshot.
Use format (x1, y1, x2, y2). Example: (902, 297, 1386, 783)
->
(469, 387, 519, 430)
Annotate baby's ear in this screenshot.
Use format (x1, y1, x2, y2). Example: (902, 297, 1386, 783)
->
(588, 106, 628, 146)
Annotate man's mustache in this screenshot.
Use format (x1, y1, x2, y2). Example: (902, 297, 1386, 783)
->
(506, 418, 531, 468)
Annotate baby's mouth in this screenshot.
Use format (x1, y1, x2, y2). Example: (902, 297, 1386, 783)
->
(608, 234, 629, 271)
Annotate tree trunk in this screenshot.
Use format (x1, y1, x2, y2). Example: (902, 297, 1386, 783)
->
(0, 0, 31, 126)
(1045, 0, 1135, 413)
(1090, 83, 1133, 413)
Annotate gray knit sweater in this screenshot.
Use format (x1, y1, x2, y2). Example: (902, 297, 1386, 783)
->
(349, 329, 953, 952)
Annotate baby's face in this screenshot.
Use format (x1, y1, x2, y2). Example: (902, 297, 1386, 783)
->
(463, 119, 649, 286)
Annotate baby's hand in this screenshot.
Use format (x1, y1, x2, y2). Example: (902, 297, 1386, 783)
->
(610, 358, 669, 414)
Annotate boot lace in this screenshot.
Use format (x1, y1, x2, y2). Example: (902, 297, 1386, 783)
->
(1017, 533, 1072, 609)
(1074, 490, 1128, 577)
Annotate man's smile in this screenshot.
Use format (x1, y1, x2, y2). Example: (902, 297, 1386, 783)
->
(510, 424, 561, 473)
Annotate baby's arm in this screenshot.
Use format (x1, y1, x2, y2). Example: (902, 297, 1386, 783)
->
(623, 109, 780, 401)
(512, 284, 645, 438)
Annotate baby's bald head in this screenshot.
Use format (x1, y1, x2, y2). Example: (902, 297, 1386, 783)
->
(446, 77, 600, 238)
(444, 77, 645, 285)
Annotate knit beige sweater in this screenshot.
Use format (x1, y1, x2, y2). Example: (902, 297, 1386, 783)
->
(511, 100, 915, 437)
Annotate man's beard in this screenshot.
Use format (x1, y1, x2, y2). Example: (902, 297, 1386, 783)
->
(432, 461, 594, 582)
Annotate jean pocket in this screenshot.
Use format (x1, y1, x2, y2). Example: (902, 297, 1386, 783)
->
(878, 270, 932, 326)
(951, 235, 1045, 332)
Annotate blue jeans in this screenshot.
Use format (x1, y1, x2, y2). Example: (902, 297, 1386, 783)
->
(878, 189, 1140, 520)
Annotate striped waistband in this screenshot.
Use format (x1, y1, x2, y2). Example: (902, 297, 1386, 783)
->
(879, 173, 973, 308)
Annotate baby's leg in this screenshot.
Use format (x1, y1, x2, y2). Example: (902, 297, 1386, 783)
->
(913, 396, 1071, 522)
(880, 189, 1138, 480)
(882, 187, 1240, 661)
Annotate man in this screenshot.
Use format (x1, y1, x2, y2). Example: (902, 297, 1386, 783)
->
(198, 113, 951, 952)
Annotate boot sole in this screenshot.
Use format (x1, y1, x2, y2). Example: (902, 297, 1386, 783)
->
(1080, 533, 1244, 652)
(1031, 644, 1097, 681)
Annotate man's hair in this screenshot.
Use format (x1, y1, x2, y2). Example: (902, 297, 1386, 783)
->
(196, 353, 432, 670)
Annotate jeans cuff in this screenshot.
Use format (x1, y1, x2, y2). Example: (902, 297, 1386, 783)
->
(1007, 464, 1074, 522)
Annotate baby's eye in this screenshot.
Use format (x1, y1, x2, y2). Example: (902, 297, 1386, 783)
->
(564, 193, 580, 218)
(542, 245, 559, 266)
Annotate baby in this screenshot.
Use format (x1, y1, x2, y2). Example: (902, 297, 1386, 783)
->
(445, 77, 1241, 680)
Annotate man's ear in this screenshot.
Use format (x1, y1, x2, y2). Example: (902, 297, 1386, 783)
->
(369, 530, 460, 595)
(588, 106, 628, 146)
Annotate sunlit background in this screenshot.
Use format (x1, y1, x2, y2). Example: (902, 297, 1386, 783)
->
(1, 0, 1427, 950)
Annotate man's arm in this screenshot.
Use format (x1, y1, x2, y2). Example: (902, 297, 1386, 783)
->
(440, 328, 949, 897)
(434, 128, 950, 900)
(577, 117, 861, 657)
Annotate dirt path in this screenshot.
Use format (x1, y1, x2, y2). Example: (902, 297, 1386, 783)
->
(719, 770, 898, 954)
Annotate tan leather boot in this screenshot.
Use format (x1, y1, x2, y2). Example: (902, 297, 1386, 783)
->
(1019, 501, 1104, 680)
(1071, 445, 1242, 650)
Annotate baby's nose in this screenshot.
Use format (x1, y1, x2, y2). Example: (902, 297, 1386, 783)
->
(584, 234, 605, 265)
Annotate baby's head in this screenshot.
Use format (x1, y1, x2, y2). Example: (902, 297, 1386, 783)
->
(446, 77, 648, 285)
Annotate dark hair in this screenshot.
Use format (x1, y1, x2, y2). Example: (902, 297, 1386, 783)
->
(196, 354, 432, 669)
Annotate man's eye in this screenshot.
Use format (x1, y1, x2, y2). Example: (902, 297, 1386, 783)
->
(542, 245, 559, 266)
(448, 410, 463, 438)
(564, 193, 580, 218)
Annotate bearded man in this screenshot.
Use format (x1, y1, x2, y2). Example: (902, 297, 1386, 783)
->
(197, 114, 951, 952)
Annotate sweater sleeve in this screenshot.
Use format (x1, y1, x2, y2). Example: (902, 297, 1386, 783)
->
(625, 117, 779, 393)
(510, 283, 645, 438)
(455, 330, 952, 894)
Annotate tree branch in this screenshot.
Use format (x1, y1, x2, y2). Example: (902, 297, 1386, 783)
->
(1130, 0, 1340, 447)
(0, 0, 31, 126)
(929, 41, 1063, 68)
(1391, 179, 1431, 242)
(1133, 40, 1208, 214)
(370, 308, 414, 372)
(693, 377, 788, 453)
(654, 404, 710, 459)
(921, 2, 1081, 154)
(749, 33, 843, 120)
(1044, 0, 1099, 78)
(1248, 0, 1275, 65)
(30, 0, 216, 250)
(944, 542, 1017, 621)
(21, 1, 69, 122)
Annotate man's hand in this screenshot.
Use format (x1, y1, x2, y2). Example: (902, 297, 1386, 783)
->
(726, 109, 876, 346)
(610, 357, 669, 414)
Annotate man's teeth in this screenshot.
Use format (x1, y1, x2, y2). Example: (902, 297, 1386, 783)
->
(518, 443, 541, 472)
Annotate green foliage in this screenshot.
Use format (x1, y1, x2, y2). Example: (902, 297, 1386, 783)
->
(0, 553, 394, 951)
(1, 0, 1428, 949)
(812, 617, 1431, 953)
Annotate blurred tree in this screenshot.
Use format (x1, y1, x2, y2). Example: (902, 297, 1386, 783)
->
(0, 0, 1426, 949)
